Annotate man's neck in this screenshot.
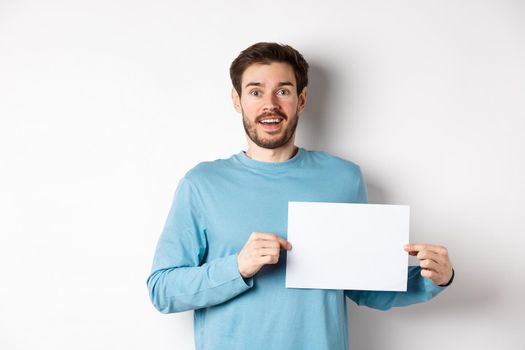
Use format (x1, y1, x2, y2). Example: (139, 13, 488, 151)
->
(245, 143, 298, 163)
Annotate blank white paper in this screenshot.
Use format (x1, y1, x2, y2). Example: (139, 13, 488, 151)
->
(285, 202, 410, 291)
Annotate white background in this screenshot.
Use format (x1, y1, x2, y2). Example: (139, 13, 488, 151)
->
(1, 1, 524, 349)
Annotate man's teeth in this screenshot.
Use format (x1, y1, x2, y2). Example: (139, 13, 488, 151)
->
(260, 119, 281, 124)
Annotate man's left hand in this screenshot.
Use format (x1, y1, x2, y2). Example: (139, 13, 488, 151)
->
(404, 243, 454, 286)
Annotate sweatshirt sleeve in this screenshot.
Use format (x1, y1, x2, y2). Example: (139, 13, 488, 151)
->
(146, 177, 253, 314)
(344, 266, 447, 310)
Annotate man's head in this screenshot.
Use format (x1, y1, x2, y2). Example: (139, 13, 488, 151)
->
(230, 42, 309, 150)
(230, 42, 309, 97)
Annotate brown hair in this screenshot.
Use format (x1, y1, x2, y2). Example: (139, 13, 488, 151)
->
(230, 42, 309, 96)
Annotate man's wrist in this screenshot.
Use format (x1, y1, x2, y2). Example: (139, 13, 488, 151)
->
(439, 268, 455, 287)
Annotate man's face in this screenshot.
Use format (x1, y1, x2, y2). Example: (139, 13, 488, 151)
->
(232, 62, 307, 150)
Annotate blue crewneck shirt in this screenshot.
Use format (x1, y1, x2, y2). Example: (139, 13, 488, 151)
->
(147, 148, 446, 350)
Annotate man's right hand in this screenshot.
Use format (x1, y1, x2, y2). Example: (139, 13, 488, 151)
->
(237, 232, 292, 279)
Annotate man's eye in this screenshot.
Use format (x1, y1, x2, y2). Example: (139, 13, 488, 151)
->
(250, 90, 260, 96)
(276, 89, 289, 96)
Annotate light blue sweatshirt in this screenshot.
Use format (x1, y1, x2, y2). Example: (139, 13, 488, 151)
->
(147, 148, 447, 350)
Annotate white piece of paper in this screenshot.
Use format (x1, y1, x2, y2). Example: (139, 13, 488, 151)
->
(286, 202, 410, 291)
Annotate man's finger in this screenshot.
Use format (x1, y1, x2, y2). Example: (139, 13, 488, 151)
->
(406, 245, 444, 266)
(252, 240, 280, 249)
(404, 243, 447, 255)
(420, 259, 440, 272)
(275, 235, 292, 250)
(256, 248, 280, 257)
(251, 232, 276, 240)
(253, 232, 292, 250)
(416, 250, 441, 263)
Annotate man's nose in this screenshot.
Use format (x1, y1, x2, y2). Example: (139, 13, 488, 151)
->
(262, 92, 280, 111)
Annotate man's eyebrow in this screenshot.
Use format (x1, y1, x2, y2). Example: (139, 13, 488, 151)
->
(245, 82, 262, 88)
(244, 81, 295, 88)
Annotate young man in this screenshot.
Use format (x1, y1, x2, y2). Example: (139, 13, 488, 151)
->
(147, 42, 454, 350)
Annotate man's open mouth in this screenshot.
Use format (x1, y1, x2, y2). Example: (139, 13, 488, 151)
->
(258, 117, 284, 125)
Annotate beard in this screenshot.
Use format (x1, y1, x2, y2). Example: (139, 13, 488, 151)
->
(242, 109, 299, 150)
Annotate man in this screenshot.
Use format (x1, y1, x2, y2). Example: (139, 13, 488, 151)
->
(147, 42, 454, 350)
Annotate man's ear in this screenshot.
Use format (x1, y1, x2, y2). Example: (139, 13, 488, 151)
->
(297, 86, 308, 113)
(231, 88, 242, 113)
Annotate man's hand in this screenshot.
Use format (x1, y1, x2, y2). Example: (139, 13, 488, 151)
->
(404, 243, 454, 286)
(237, 232, 292, 279)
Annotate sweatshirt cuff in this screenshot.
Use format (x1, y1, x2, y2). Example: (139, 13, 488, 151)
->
(221, 253, 254, 289)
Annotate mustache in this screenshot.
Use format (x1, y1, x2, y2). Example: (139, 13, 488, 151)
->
(256, 110, 287, 122)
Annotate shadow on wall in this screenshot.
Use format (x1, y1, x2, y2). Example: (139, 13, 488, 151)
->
(298, 59, 360, 157)
(366, 182, 389, 205)
(297, 62, 331, 151)
(347, 271, 500, 350)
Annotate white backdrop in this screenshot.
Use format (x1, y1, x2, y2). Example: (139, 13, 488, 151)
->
(1, 1, 524, 349)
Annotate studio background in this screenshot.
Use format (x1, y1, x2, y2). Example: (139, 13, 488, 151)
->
(1, 1, 524, 349)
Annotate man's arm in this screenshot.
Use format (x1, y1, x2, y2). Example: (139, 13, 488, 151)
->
(146, 177, 253, 314)
(345, 244, 454, 310)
